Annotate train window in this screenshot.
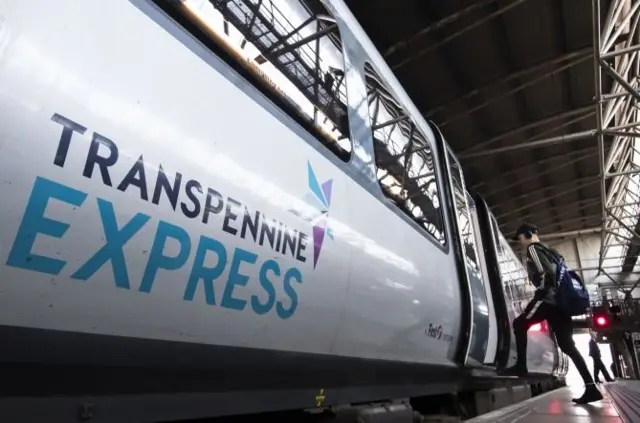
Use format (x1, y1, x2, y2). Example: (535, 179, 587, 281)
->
(490, 217, 502, 255)
(494, 229, 531, 315)
(446, 149, 482, 272)
(462, 194, 482, 274)
(158, 0, 353, 161)
(363, 62, 446, 245)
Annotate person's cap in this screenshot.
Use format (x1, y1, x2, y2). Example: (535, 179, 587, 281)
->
(513, 222, 539, 241)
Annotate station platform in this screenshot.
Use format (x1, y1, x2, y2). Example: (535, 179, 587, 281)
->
(466, 381, 640, 423)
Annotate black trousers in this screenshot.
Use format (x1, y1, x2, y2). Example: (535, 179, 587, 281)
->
(592, 356, 613, 382)
(513, 300, 594, 385)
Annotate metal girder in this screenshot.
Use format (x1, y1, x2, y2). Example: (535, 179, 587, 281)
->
(502, 214, 602, 237)
(383, 0, 500, 58)
(470, 146, 597, 190)
(530, 204, 601, 229)
(481, 149, 597, 199)
(459, 106, 595, 157)
(425, 47, 592, 121)
(495, 177, 600, 220)
(440, 52, 593, 129)
(474, 0, 640, 288)
(591, 0, 640, 289)
(460, 129, 596, 159)
(387, 0, 528, 71)
(495, 196, 602, 233)
(539, 227, 602, 240)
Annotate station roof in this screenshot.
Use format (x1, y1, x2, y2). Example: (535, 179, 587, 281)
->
(346, 0, 640, 291)
(345, 0, 604, 235)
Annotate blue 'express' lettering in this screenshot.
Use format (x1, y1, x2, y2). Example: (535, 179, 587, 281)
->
(4, 113, 309, 319)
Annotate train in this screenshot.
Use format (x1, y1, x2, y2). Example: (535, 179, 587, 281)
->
(0, 0, 569, 422)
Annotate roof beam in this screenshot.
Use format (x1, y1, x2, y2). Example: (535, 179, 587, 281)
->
(389, 0, 529, 71)
(502, 215, 602, 239)
(460, 129, 596, 159)
(460, 107, 594, 157)
(425, 46, 592, 119)
(481, 149, 597, 199)
(497, 198, 601, 230)
(437, 51, 592, 128)
(383, 0, 500, 58)
(499, 218, 600, 243)
(471, 146, 597, 190)
(539, 227, 603, 240)
(491, 2, 564, 230)
(494, 177, 600, 220)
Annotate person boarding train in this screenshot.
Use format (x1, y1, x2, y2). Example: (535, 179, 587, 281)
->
(501, 223, 603, 404)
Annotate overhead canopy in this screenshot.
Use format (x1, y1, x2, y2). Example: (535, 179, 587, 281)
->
(180, 0, 640, 293)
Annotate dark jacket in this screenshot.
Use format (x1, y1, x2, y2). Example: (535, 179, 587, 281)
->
(589, 338, 601, 358)
(525, 242, 560, 304)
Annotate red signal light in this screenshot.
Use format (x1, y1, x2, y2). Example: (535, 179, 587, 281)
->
(593, 315, 609, 328)
(528, 321, 548, 332)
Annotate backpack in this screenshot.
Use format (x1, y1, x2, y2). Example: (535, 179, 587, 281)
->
(545, 249, 590, 316)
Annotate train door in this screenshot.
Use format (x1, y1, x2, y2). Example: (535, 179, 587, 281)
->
(474, 196, 516, 368)
(444, 148, 492, 366)
(468, 198, 499, 364)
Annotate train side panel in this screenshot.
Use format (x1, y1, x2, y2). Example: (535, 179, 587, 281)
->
(0, 0, 351, 355)
(0, 0, 461, 367)
(335, 181, 461, 363)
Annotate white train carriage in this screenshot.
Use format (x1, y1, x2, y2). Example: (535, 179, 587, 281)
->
(0, 0, 567, 421)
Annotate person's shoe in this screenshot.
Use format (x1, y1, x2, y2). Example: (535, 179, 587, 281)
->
(572, 384, 603, 404)
(499, 364, 528, 377)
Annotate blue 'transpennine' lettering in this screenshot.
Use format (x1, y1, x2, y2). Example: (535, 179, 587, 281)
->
(6, 177, 87, 275)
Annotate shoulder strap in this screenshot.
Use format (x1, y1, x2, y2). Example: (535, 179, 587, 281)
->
(546, 245, 565, 261)
(533, 243, 563, 266)
(538, 244, 569, 287)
